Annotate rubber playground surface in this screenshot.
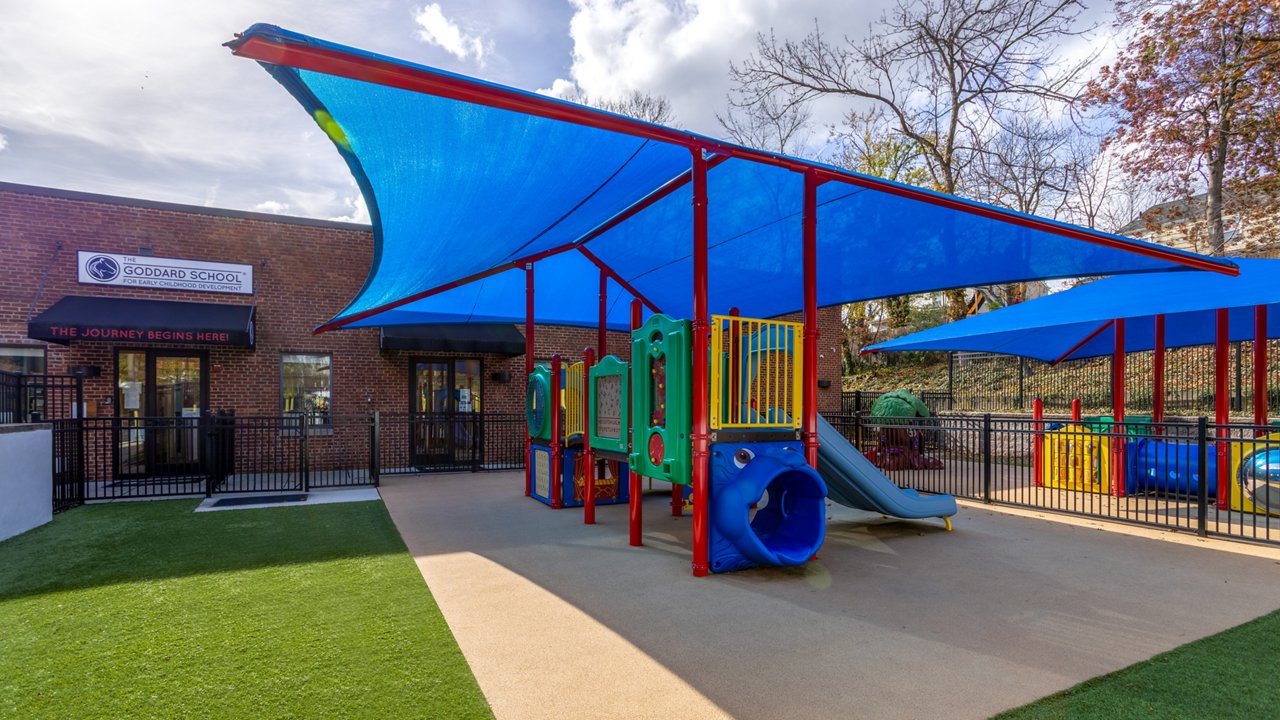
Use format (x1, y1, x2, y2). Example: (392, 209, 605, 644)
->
(381, 472, 1280, 720)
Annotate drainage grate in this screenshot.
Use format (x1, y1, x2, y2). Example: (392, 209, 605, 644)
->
(210, 494, 309, 508)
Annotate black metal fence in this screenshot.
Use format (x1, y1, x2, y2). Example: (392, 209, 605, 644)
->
(0, 372, 84, 424)
(828, 412, 1280, 547)
(848, 341, 1280, 416)
(50, 411, 527, 504)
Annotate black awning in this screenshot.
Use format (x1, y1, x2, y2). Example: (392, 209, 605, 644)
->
(380, 324, 526, 356)
(29, 295, 255, 347)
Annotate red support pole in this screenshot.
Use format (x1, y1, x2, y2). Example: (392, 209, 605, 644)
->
(690, 147, 711, 578)
(628, 299, 644, 547)
(550, 354, 563, 510)
(598, 270, 608, 358)
(1032, 398, 1044, 487)
(1255, 305, 1268, 433)
(525, 264, 535, 497)
(583, 346, 597, 525)
(802, 169, 821, 469)
(1216, 308, 1230, 505)
(1153, 314, 1166, 430)
(1111, 318, 1126, 498)
(1071, 397, 1082, 423)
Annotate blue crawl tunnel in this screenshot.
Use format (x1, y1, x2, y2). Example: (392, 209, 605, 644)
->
(708, 441, 827, 573)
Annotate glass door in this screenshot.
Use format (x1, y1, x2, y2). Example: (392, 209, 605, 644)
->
(153, 355, 204, 473)
(116, 351, 148, 476)
(115, 350, 208, 478)
(410, 358, 482, 469)
(452, 359, 482, 464)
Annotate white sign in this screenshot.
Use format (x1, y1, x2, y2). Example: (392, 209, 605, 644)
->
(78, 251, 253, 295)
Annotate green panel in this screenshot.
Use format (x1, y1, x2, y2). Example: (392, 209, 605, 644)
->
(526, 365, 552, 441)
(629, 314, 692, 485)
(589, 355, 630, 455)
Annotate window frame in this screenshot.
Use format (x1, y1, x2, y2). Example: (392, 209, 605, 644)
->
(0, 344, 48, 375)
(280, 352, 333, 431)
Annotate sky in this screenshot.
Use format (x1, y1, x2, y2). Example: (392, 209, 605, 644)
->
(0, 0, 1114, 223)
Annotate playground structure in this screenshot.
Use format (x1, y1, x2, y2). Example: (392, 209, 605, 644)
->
(228, 24, 1239, 575)
(527, 356, 630, 510)
(525, 311, 959, 573)
(1037, 413, 1280, 516)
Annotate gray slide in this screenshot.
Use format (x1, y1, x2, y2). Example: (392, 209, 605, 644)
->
(817, 414, 957, 522)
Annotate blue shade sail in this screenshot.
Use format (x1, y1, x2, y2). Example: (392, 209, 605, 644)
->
(867, 259, 1280, 362)
(227, 24, 1236, 331)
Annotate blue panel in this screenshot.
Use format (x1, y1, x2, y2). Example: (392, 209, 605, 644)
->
(870, 258, 1280, 361)
(232, 24, 1236, 332)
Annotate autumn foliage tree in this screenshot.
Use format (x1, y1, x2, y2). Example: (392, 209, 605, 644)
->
(1086, 1, 1280, 255)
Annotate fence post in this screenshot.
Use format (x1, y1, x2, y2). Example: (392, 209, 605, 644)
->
(203, 411, 214, 498)
(1233, 341, 1243, 412)
(854, 390, 862, 415)
(1196, 416, 1209, 537)
(853, 412, 862, 451)
(982, 413, 993, 503)
(1017, 358, 1025, 410)
(947, 352, 955, 411)
(369, 410, 381, 487)
(300, 411, 311, 493)
(1032, 399, 1044, 487)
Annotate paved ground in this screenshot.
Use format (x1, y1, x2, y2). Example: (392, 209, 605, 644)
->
(380, 471, 1280, 720)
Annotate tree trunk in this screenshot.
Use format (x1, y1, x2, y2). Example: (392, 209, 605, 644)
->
(1206, 131, 1230, 255)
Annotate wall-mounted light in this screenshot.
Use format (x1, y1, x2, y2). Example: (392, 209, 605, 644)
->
(70, 365, 101, 377)
(491, 371, 512, 383)
(817, 379, 832, 389)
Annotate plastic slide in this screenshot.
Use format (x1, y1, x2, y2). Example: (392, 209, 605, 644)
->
(816, 414, 957, 523)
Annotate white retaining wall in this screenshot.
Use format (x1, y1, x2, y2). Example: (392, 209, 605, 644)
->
(0, 424, 52, 542)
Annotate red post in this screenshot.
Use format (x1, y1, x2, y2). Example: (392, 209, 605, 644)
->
(1032, 398, 1044, 487)
(525, 264, 535, 497)
(1071, 398, 1081, 423)
(583, 346, 597, 525)
(598, 270, 608, 358)
(1153, 314, 1166, 429)
(690, 147, 711, 578)
(671, 480, 684, 517)
(550, 354, 563, 509)
(1111, 318, 1126, 498)
(1216, 308, 1230, 505)
(802, 169, 821, 468)
(628, 299, 644, 546)
(1255, 304, 1268, 432)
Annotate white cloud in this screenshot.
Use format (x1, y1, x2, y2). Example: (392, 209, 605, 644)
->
(329, 193, 370, 225)
(254, 200, 290, 214)
(549, 0, 894, 136)
(0, 132, 7, 153)
(413, 3, 491, 65)
(536, 78, 579, 98)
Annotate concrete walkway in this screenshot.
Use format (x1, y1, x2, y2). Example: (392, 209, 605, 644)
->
(380, 471, 1280, 720)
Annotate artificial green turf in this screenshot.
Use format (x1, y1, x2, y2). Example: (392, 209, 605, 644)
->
(0, 500, 492, 720)
(995, 608, 1280, 720)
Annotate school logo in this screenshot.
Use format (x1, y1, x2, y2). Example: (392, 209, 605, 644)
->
(85, 255, 121, 282)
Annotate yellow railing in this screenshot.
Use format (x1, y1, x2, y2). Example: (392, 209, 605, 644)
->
(563, 361, 585, 439)
(710, 315, 803, 430)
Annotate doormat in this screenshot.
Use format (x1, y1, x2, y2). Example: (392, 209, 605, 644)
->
(210, 494, 309, 508)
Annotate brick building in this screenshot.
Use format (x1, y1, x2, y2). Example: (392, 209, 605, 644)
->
(1, 182, 842, 478)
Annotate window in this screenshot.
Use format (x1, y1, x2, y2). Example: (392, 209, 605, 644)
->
(281, 353, 331, 426)
(0, 346, 47, 375)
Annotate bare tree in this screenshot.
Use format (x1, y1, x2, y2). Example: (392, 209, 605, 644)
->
(730, 0, 1094, 196)
(972, 116, 1074, 218)
(717, 94, 812, 155)
(558, 88, 677, 126)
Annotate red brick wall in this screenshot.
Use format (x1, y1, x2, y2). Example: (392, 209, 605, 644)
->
(1, 184, 841, 421)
